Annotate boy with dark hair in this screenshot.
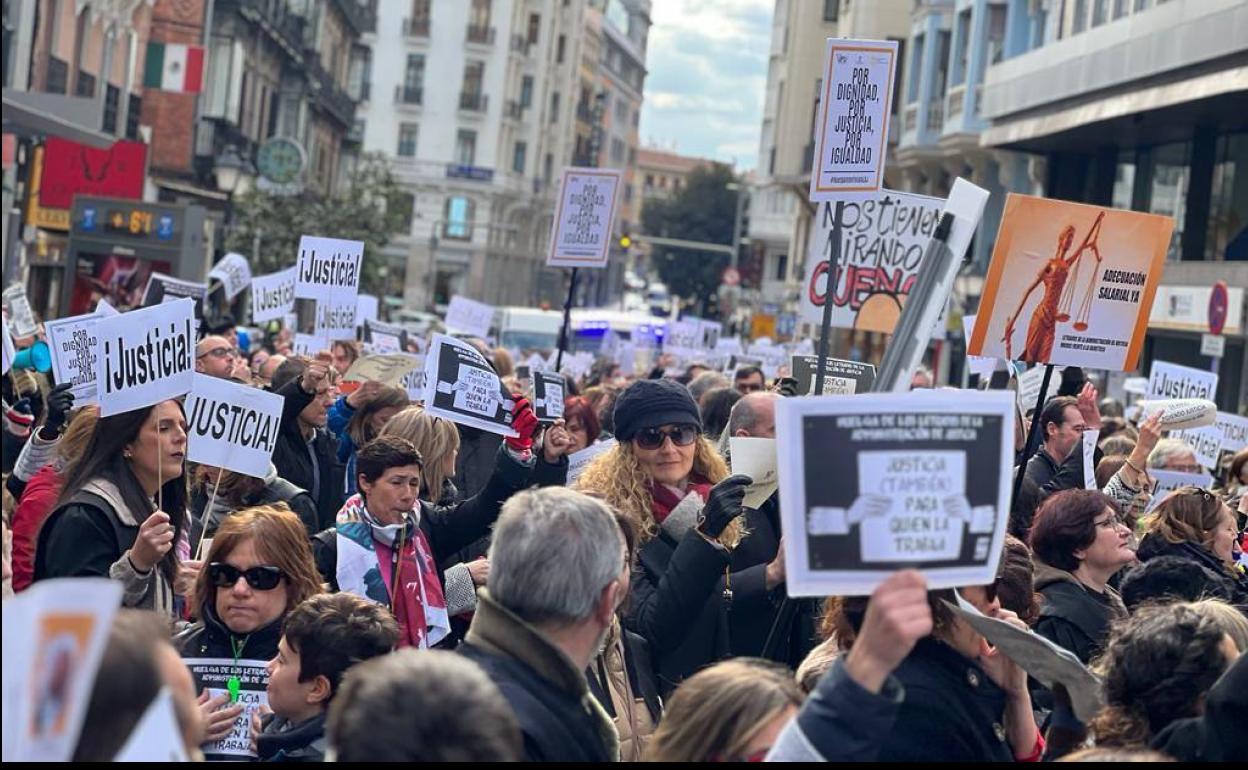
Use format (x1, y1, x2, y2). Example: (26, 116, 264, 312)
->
(255, 593, 401, 762)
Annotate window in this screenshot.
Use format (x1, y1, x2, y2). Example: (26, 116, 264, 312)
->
(102, 85, 120, 134)
(46, 57, 68, 94)
(1146, 142, 1190, 260)
(953, 9, 971, 85)
(550, 91, 560, 123)
(823, 0, 839, 22)
(520, 75, 533, 108)
(397, 123, 418, 156)
(1113, 0, 1130, 19)
(1112, 153, 1136, 210)
(470, 0, 491, 28)
(1092, 0, 1109, 26)
(125, 94, 142, 140)
(527, 13, 540, 44)
(389, 191, 415, 233)
(543, 153, 553, 184)
(1073, 0, 1088, 34)
(908, 34, 925, 102)
(615, 98, 628, 124)
(404, 54, 425, 95)
(775, 253, 789, 282)
(411, 0, 430, 22)
(462, 61, 484, 95)
(455, 130, 477, 165)
(611, 137, 625, 164)
(444, 196, 475, 240)
(1207, 134, 1248, 261)
(75, 70, 96, 98)
(513, 141, 527, 173)
(557, 34, 566, 64)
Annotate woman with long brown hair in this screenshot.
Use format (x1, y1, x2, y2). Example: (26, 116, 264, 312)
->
(1138, 485, 1247, 604)
(576, 378, 750, 692)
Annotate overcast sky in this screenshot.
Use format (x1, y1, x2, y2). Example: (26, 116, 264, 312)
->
(638, 0, 772, 170)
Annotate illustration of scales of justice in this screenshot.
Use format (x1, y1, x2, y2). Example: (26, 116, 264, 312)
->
(1003, 211, 1106, 362)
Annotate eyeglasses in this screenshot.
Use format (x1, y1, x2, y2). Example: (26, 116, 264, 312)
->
(208, 563, 285, 591)
(635, 424, 699, 450)
(197, 346, 237, 360)
(1094, 513, 1128, 530)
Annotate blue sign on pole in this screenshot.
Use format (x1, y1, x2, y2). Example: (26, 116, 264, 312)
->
(156, 215, 174, 240)
(81, 207, 97, 231)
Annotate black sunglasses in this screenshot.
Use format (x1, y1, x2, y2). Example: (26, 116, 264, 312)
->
(208, 563, 285, 591)
(635, 424, 699, 450)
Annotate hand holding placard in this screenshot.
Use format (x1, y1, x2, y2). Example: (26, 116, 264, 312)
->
(844, 570, 933, 694)
(131, 510, 175, 572)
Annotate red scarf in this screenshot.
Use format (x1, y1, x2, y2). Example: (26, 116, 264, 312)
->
(372, 525, 450, 648)
(649, 474, 714, 524)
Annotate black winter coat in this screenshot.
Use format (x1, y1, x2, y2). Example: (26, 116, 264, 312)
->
(1136, 533, 1248, 607)
(453, 425, 503, 501)
(1032, 561, 1127, 665)
(188, 472, 320, 551)
(173, 600, 284, 662)
(272, 378, 344, 530)
(875, 638, 1016, 763)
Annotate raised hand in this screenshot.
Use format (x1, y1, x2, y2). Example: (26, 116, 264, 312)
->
(130, 511, 175, 573)
(844, 570, 933, 693)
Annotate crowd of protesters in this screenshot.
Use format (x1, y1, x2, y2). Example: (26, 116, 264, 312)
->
(2, 315, 1245, 762)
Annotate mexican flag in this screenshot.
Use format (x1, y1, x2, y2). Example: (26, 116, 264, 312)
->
(143, 43, 204, 93)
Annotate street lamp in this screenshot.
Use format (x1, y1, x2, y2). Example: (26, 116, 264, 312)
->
(726, 182, 747, 270)
(214, 145, 249, 195)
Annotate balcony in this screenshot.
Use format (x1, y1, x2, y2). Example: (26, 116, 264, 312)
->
(446, 164, 495, 183)
(331, 0, 372, 35)
(403, 17, 430, 38)
(306, 56, 356, 128)
(947, 85, 965, 120)
(459, 91, 488, 113)
(505, 100, 523, 120)
(466, 24, 496, 45)
(925, 101, 944, 133)
(395, 84, 422, 105)
(903, 104, 918, 133)
(235, 0, 305, 59)
(510, 34, 531, 55)
(576, 102, 593, 123)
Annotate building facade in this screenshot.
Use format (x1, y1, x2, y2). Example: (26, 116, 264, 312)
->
(636, 146, 715, 201)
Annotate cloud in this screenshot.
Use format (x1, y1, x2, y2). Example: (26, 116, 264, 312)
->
(639, 0, 771, 170)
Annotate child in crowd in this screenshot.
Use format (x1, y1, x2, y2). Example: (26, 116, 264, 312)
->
(254, 593, 400, 762)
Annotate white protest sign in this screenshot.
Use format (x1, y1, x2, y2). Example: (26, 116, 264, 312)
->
(801, 190, 944, 332)
(791, 355, 876, 396)
(808, 38, 898, 202)
(1146, 360, 1217, 401)
(363, 319, 407, 353)
(715, 336, 743, 355)
(1146, 469, 1214, 513)
(568, 439, 616, 486)
(3, 284, 38, 336)
(1173, 425, 1223, 471)
(730, 437, 778, 510)
(95, 299, 195, 417)
(547, 167, 623, 268)
(344, 354, 422, 387)
(112, 688, 190, 762)
(1016, 365, 1064, 412)
(445, 296, 495, 338)
(1136, 398, 1217, 431)
(356, 293, 380, 324)
(422, 333, 518, 437)
(526, 352, 549, 374)
(1083, 430, 1099, 489)
(183, 658, 269, 761)
(43, 311, 106, 405)
(294, 235, 363, 302)
(1, 318, 13, 374)
(777, 389, 1014, 596)
(1214, 412, 1248, 453)
(142, 272, 207, 321)
(313, 295, 358, 340)
(1, 579, 123, 762)
(943, 594, 1103, 723)
(400, 355, 426, 401)
(95, 298, 119, 317)
(292, 333, 325, 357)
(208, 253, 252, 300)
(533, 371, 565, 423)
(184, 374, 283, 478)
(251, 266, 297, 324)
(963, 314, 997, 379)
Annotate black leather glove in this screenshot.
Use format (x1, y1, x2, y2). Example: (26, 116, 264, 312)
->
(42, 382, 75, 436)
(699, 474, 752, 538)
(777, 377, 800, 398)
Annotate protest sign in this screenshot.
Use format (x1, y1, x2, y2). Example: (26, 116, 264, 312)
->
(715, 336, 743, 356)
(184, 374, 284, 478)
(363, 318, 408, 354)
(344, 354, 423, 387)
(730, 437, 778, 510)
(1146, 360, 1217, 402)
(547, 167, 623, 268)
(526, 352, 549, 374)
(1, 579, 123, 762)
(208, 253, 252, 300)
(292, 333, 324, 357)
(533, 371, 565, 423)
(1146, 469, 1214, 513)
(808, 38, 898, 202)
(3, 284, 38, 336)
(183, 658, 269, 761)
(399, 355, 426, 401)
(699, 320, 722, 350)
(43, 310, 106, 405)
(112, 689, 190, 762)
(1173, 425, 1223, 471)
(1016, 364, 1064, 414)
(559, 351, 596, 382)
(445, 296, 495, 338)
(777, 390, 1014, 596)
(725, 353, 764, 375)
(1082, 430, 1099, 489)
(791, 355, 876, 396)
(422, 334, 517, 437)
(142, 272, 207, 319)
(1214, 412, 1248, 453)
(251, 266, 297, 324)
(969, 195, 1172, 370)
(1, 318, 13, 374)
(95, 298, 119, 317)
(313, 295, 358, 340)
(943, 594, 1103, 723)
(294, 235, 363, 302)
(356, 293, 379, 324)
(95, 298, 195, 416)
(568, 439, 616, 486)
(963, 314, 997, 379)
(800, 190, 944, 333)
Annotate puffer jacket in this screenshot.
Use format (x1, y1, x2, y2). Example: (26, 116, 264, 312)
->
(1032, 558, 1127, 665)
(587, 618, 662, 762)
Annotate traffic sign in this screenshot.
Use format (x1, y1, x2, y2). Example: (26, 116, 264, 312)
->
(722, 266, 740, 287)
(1201, 333, 1225, 359)
(1209, 280, 1228, 335)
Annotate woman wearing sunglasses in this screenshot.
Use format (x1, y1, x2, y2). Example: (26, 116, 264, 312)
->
(175, 505, 323, 749)
(1138, 486, 1248, 605)
(34, 400, 189, 617)
(576, 378, 752, 693)
(1028, 489, 1135, 665)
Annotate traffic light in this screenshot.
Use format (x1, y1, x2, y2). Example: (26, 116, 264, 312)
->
(619, 234, 632, 249)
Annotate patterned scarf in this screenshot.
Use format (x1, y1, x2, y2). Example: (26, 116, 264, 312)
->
(649, 474, 714, 524)
(335, 494, 449, 648)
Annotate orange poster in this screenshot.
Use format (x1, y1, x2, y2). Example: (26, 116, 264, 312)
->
(969, 194, 1172, 372)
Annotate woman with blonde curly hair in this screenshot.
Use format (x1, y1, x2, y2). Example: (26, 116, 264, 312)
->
(576, 378, 750, 692)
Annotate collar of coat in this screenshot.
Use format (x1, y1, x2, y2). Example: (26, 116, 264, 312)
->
(467, 590, 589, 696)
